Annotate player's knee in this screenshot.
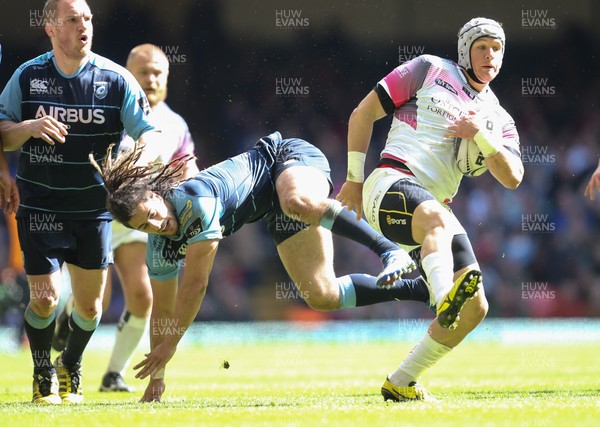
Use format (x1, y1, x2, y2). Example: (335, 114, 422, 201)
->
(30, 296, 59, 317)
(76, 300, 102, 320)
(127, 289, 153, 316)
(425, 209, 450, 234)
(279, 193, 311, 223)
(302, 283, 338, 311)
(462, 291, 488, 326)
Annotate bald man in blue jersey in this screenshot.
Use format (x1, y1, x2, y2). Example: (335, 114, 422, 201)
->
(0, 0, 162, 404)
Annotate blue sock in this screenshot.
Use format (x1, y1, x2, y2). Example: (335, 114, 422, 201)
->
(24, 306, 56, 373)
(337, 275, 357, 309)
(337, 275, 430, 309)
(61, 308, 100, 369)
(320, 200, 397, 257)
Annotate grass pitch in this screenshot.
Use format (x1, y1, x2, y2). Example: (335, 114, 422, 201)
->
(0, 326, 598, 427)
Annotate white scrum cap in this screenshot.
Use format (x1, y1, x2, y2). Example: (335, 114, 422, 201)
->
(457, 17, 505, 70)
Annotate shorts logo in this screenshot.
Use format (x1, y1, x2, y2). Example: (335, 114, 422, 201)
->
(386, 214, 406, 226)
(93, 81, 108, 99)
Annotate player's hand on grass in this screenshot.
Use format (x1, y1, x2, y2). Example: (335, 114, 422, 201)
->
(25, 116, 68, 145)
(139, 378, 166, 403)
(134, 341, 177, 380)
(0, 169, 19, 215)
(336, 181, 364, 221)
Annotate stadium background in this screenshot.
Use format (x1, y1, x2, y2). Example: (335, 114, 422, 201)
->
(0, 0, 599, 329)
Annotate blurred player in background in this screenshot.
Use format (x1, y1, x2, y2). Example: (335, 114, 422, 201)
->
(584, 162, 600, 200)
(52, 44, 200, 393)
(91, 131, 433, 402)
(336, 17, 523, 400)
(0, 0, 161, 404)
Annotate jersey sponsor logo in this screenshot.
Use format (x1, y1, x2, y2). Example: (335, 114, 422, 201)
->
(180, 199, 193, 226)
(428, 96, 464, 121)
(185, 217, 203, 239)
(30, 78, 63, 95)
(93, 81, 108, 99)
(435, 78, 458, 95)
(138, 96, 151, 116)
(462, 86, 477, 100)
(34, 104, 105, 124)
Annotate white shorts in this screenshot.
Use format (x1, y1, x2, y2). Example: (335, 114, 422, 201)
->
(112, 220, 148, 250)
(363, 167, 466, 252)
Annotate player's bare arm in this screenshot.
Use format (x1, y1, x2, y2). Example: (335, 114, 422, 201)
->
(337, 90, 387, 220)
(0, 147, 19, 214)
(0, 116, 68, 150)
(138, 277, 177, 403)
(134, 239, 219, 380)
(584, 159, 600, 201)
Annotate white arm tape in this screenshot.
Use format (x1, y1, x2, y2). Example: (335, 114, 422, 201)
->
(473, 130, 501, 158)
(347, 151, 367, 183)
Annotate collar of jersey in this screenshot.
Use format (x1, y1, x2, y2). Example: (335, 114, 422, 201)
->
(50, 51, 91, 79)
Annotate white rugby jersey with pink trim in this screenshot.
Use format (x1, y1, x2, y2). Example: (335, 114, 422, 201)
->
(376, 54, 519, 203)
(119, 101, 196, 163)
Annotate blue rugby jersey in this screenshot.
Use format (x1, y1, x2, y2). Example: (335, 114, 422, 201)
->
(0, 51, 155, 219)
(147, 135, 280, 280)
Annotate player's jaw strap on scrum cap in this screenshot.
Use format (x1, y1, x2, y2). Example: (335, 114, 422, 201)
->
(457, 17, 505, 84)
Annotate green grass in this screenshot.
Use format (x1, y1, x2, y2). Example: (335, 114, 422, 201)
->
(0, 339, 599, 426)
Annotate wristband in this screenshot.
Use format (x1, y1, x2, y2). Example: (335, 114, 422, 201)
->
(347, 151, 366, 183)
(473, 130, 501, 158)
(151, 368, 165, 380)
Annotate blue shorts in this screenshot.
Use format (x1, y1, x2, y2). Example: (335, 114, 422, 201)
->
(17, 215, 113, 275)
(255, 134, 333, 245)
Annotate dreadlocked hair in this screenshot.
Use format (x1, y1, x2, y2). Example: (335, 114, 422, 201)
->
(89, 142, 194, 226)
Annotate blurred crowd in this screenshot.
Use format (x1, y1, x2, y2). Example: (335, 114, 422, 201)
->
(1, 2, 599, 325)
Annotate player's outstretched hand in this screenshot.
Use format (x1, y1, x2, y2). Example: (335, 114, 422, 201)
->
(139, 378, 166, 403)
(26, 116, 69, 145)
(584, 165, 600, 201)
(134, 341, 177, 380)
(336, 180, 364, 221)
(0, 169, 19, 215)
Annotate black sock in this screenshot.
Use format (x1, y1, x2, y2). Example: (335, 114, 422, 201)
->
(24, 318, 56, 374)
(61, 315, 95, 369)
(351, 274, 430, 307)
(322, 202, 397, 257)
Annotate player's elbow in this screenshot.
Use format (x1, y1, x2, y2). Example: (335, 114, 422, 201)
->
(503, 169, 524, 190)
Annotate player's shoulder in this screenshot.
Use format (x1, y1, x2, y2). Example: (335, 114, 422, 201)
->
(482, 88, 515, 123)
(88, 52, 126, 75)
(416, 54, 459, 71)
(88, 52, 137, 85)
(17, 51, 53, 73)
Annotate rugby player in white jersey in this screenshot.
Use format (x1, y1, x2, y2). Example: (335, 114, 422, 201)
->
(337, 17, 524, 400)
(53, 44, 199, 393)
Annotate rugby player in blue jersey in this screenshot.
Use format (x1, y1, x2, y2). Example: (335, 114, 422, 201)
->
(0, 0, 163, 404)
(92, 132, 432, 402)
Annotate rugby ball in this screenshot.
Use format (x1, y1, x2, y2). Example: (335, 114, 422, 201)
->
(454, 137, 488, 177)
